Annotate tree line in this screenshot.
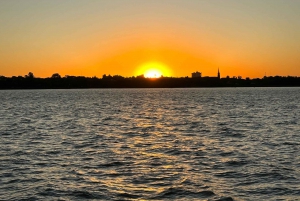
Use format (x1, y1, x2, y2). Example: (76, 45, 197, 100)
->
(0, 72, 300, 89)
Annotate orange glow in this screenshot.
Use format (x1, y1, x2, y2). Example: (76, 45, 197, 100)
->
(144, 69, 162, 78)
(1, 1, 300, 79)
(135, 62, 172, 78)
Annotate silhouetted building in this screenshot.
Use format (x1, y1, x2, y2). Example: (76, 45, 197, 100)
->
(218, 68, 220, 79)
(192, 71, 202, 78)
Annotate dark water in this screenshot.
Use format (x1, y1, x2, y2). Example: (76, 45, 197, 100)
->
(0, 88, 299, 201)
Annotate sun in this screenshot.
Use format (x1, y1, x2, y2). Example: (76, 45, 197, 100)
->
(135, 62, 171, 78)
(144, 69, 162, 78)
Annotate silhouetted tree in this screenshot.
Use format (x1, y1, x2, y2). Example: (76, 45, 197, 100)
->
(25, 72, 34, 79)
(51, 73, 61, 79)
(136, 74, 144, 79)
(0, 72, 300, 89)
(113, 75, 124, 80)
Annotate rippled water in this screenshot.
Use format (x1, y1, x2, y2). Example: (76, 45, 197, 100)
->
(0, 88, 299, 201)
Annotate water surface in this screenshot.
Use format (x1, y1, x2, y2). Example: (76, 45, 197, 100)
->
(0, 88, 299, 200)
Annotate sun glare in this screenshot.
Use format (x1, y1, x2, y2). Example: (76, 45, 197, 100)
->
(144, 69, 162, 78)
(136, 62, 171, 78)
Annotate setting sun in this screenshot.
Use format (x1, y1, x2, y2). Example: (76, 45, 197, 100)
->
(144, 69, 162, 78)
(136, 62, 172, 78)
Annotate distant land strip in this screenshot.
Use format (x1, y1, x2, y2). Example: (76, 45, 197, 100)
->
(1, 73, 300, 89)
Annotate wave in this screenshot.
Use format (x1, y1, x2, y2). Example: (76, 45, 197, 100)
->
(153, 187, 215, 199)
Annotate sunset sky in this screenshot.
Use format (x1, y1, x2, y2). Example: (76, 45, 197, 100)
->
(0, 0, 299, 78)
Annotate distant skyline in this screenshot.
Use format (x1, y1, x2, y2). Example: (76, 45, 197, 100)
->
(0, 0, 300, 78)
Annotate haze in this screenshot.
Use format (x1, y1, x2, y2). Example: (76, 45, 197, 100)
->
(0, 0, 299, 78)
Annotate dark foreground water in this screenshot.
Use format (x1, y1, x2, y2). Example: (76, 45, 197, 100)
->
(0, 88, 299, 201)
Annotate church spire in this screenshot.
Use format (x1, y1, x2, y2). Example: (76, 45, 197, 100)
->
(217, 68, 220, 79)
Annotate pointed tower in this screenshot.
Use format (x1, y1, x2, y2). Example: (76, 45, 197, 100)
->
(217, 68, 220, 79)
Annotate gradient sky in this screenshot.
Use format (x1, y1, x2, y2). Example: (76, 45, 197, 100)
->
(0, 0, 299, 78)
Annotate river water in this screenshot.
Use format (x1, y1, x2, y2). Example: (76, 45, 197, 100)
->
(0, 88, 299, 201)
